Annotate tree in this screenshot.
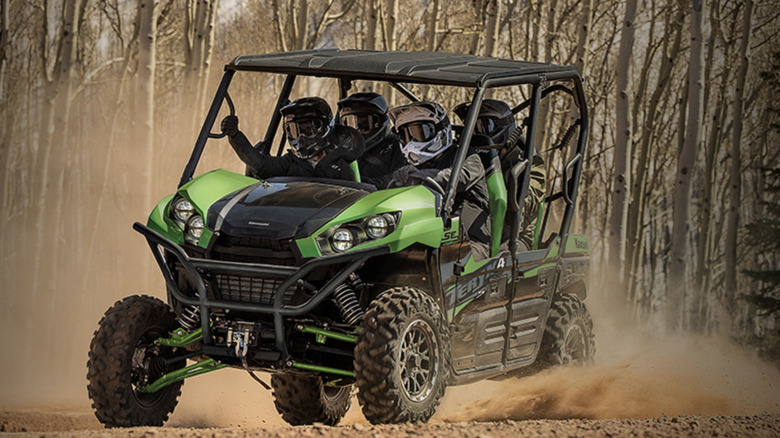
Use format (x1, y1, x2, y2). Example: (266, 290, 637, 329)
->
(667, 0, 705, 330)
(724, 0, 754, 306)
(609, 0, 637, 294)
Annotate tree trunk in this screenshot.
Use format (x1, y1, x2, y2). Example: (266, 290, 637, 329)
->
(186, 0, 218, 128)
(382, 0, 399, 104)
(295, 0, 308, 51)
(724, 0, 753, 308)
(483, 0, 501, 58)
(422, 0, 440, 98)
(626, 1, 684, 305)
(668, 0, 705, 331)
(137, 0, 157, 213)
(609, 0, 637, 297)
(364, 0, 377, 50)
(574, 0, 593, 76)
(0, 0, 7, 105)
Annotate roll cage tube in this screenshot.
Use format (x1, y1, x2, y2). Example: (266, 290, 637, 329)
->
(179, 70, 235, 188)
(261, 74, 296, 155)
(509, 82, 541, 256)
(441, 86, 486, 222)
(558, 74, 589, 241)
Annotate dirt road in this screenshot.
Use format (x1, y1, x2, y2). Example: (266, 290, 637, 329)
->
(3, 303, 779, 436)
(1, 409, 779, 437)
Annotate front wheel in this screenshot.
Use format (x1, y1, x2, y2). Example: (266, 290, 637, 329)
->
(271, 373, 352, 425)
(86, 295, 184, 427)
(355, 287, 450, 424)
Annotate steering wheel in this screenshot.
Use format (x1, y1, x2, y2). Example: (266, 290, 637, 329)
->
(208, 91, 236, 139)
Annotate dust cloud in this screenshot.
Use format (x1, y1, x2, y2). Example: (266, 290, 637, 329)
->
(436, 294, 780, 422)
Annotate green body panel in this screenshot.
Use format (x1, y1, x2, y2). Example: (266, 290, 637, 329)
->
(349, 161, 361, 182)
(462, 253, 490, 275)
(147, 194, 183, 245)
(178, 169, 258, 217)
(523, 262, 557, 278)
(146, 169, 257, 246)
(531, 197, 546, 250)
(486, 171, 508, 258)
(563, 234, 591, 254)
(295, 185, 443, 257)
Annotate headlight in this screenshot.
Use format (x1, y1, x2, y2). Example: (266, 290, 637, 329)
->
(185, 215, 204, 242)
(366, 215, 389, 239)
(331, 228, 353, 252)
(172, 197, 195, 222)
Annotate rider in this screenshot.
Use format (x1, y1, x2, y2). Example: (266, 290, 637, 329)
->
(221, 97, 364, 180)
(454, 98, 546, 250)
(336, 92, 404, 188)
(389, 101, 491, 260)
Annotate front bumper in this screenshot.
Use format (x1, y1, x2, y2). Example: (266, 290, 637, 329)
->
(134, 222, 388, 363)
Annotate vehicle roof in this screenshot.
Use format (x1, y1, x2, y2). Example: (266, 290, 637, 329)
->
(227, 49, 579, 87)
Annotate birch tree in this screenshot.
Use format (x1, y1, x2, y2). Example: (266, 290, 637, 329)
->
(724, 0, 754, 307)
(668, 0, 705, 330)
(609, 0, 637, 294)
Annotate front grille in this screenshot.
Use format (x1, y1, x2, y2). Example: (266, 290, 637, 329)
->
(211, 234, 296, 265)
(212, 273, 296, 305)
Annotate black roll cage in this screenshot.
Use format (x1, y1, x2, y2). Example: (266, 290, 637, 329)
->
(179, 50, 589, 256)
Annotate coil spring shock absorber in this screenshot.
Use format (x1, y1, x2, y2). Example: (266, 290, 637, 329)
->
(178, 305, 200, 331)
(332, 273, 365, 326)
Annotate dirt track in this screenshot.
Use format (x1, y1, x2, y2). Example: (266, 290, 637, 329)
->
(1, 410, 779, 437)
(3, 305, 779, 436)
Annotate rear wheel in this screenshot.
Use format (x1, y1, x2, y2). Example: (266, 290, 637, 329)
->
(87, 295, 185, 427)
(271, 373, 352, 425)
(536, 294, 595, 367)
(355, 287, 450, 424)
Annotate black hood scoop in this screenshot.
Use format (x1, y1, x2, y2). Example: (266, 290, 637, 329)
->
(207, 179, 371, 240)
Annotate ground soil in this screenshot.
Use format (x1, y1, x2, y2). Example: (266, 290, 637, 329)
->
(1, 409, 779, 437)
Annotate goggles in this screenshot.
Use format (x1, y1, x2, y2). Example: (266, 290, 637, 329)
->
(283, 116, 327, 139)
(339, 113, 382, 134)
(474, 116, 501, 135)
(397, 121, 437, 144)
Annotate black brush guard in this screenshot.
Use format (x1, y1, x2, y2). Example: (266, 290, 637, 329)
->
(134, 222, 388, 362)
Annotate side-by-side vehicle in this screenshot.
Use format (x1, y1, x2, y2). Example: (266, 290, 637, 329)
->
(87, 49, 594, 426)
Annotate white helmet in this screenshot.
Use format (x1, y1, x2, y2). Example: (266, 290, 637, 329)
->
(389, 101, 452, 165)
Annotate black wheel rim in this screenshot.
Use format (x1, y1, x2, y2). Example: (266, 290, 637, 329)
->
(131, 328, 169, 407)
(398, 319, 438, 402)
(562, 323, 586, 365)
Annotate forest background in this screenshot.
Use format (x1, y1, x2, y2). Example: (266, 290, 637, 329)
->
(0, 0, 778, 405)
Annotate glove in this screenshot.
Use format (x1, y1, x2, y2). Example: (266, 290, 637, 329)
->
(392, 164, 418, 186)
(221, 115, 239, 138)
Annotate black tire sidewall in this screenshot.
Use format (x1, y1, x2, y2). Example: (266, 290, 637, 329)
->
(271, 373, 352, 425)
(87, 295, 183, 427)
(355, 287, 450, 424)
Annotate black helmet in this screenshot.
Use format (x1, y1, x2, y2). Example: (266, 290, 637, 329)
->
(337, 92, 391, 150)
(280, 97, 334, 159)
(453, 99, 515, 145)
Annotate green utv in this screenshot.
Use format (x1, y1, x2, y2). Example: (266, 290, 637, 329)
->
(87, 49, 594, 426)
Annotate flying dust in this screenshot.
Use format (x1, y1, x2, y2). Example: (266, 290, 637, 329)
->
(435, 295, 780, 422)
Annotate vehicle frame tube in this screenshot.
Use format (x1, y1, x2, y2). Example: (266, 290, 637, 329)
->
(133, 222, 388, 361)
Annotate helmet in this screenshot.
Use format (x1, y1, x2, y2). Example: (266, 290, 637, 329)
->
(280, 97, 334, 159)
(389, 101, 452, 165)
(336, 92, 391, 150)
(453, 99, 515, 145)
